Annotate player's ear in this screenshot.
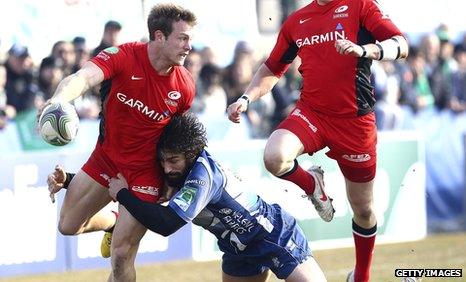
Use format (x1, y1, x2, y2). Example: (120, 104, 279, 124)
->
(153, 30, 165, 42)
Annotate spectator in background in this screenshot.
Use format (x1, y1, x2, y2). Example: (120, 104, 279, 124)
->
(91, 20, 122, 57)
(184, 49, 204, 113)
(0, 64, 16, 129)
(49, 41, 76, 76)
(72, 36, 90, 73)
(408, 47, 435, 112)
(430, 28, 458, 111)
(419, 33, 440, 77)
(373, 61, 405, 130)
(36, 57, 64, 102)
(200, 46, 217, 66)
(450, 46, 466, 113)
(197, 63, 227, 117)
(4, 43, 37, 114)
(223, 41, 255, 106)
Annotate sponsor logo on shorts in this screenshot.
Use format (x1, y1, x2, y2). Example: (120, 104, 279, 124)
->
(131, 185, 159, 196)
(291, 109, 317, 132)
(342, 154, 371, 162)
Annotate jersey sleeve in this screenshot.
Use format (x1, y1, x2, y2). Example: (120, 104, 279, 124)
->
(360, 0, 403, 41)
(168, 163, 215, 222)
(264, 20, 297, 78)
(89, 45, 127, 79)
(181, 77, 195, 113)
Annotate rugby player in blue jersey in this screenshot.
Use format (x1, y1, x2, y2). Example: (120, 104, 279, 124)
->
(48, 113, 326, 282)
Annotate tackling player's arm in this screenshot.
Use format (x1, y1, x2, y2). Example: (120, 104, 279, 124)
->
(61, 172, 187, 236)
(108, 174, 186, 237)
(116, 189, 186, 237)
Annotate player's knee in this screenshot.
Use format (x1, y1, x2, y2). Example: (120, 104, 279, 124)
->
(57, 219, 81, 235)
(263, 148, 288, 175)
(353, 205, 374, 222)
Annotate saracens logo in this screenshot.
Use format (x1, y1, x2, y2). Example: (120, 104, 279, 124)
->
(335, 5, 348, 13)
(334, 5, 349, 18)
(168, 91, 181, 100)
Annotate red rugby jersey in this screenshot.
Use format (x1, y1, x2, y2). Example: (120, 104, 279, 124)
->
(265, 0, 402, 117)
(90, 42, 195, 168)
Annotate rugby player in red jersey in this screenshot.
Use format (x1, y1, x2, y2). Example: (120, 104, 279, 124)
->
(40, 4, 197, 281)
(227, 0, 408, 281)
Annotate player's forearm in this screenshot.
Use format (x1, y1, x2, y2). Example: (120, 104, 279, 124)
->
(50, 61, 103, 103)
(116, 189, 186, 236)
(244, 63, 280, 102)
(51, 72, 91, 103)
(361, 35, 408, 61)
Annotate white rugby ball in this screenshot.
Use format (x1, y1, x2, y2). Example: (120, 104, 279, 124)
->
(39, 102, 79, 146)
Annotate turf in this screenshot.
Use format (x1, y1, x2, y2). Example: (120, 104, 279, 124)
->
(1, 232, 465, 282)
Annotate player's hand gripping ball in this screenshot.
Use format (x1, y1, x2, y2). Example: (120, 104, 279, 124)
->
(39, 102, 79, 146)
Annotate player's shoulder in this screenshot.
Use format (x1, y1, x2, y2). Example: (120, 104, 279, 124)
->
(175, 65, 195, 81)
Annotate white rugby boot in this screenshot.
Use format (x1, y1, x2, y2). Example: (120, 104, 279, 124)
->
(306, 166, 335, 222)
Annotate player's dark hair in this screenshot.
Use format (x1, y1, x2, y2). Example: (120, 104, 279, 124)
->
(147, 4, 197, 40)
(157, 113, 207, 162)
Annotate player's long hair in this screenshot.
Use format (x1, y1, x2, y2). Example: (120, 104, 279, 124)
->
(147, 4, 197, 40)
(157, 113, 207, 162)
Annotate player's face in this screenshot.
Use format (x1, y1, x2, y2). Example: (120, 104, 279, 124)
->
(160, 151, 189, 188)
(163, 21, 194, 66)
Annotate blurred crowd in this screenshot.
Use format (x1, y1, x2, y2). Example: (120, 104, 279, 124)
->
(1, 21, 465, 137)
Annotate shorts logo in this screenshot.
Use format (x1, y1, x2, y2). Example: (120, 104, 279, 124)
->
(342, 154, 371, 162)
(131, 185, 159, 196)
(168, 91, 181, 100)
(291, 109, 317, 132)
(173, 186, 197, 211)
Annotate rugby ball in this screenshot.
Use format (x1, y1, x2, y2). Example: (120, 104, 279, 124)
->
(39, 102, 79, 146)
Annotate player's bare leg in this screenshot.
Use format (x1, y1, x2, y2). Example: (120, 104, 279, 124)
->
(222, 270, 271, 282)
(264, 129, 334, 221)
(108, 204, 147, 282)
(345, 178, 377, 282)
(263, 129, 304, 176)
(285, 257, 327, 282)
(58, 170, 114, 235)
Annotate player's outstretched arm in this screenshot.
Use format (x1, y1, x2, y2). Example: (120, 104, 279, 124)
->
(335, 35, 408, 61)
(108, 174, 187, 237)
(37, 61, 104, 121)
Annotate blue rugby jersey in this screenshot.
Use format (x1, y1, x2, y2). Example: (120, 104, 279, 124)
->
(168, 150, 275, 253)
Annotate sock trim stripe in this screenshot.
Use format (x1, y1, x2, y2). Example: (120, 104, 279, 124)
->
(353, 230, 377, 238)
(352, 219, 377, 236)
(278, 159, 298, 178)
